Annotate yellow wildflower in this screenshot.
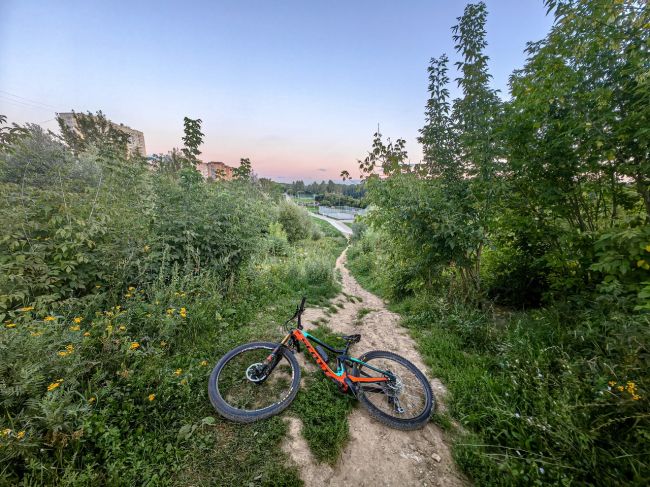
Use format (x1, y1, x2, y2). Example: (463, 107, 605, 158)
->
(89, 397, 96, 404)
(148, 393, 156, 401)
(44, 316, 56, 322)
(16, 431, 25, 440)
(31, 331, 42, 337)
(125, 293, 133, 298)
(73, 317, 83, 324)
(119, 325, 126, 331)
(1, 428, 11, 436)
(160, 341, 167, 347)
(608, 380, 616, 387)
(130, 342, 140, 350)
(180, 378, 188, 386)
(95, 284, 101, 288)
(632, 394, 641, 401)
(128, 286, 136, 292)
(174, 368, 182, 376)
(83, 332, 91, 337)
(200, 360, 209, 367)
(180, 307, 187, 318)
(47, 380, 62, 392)
(617, 385, 625, 392)
(143, 245, 150, 252)
(645, 244, 650, 253)
(18, 306, 34, 312)
(5, 323, 16, 328)
(65, 344, 74, 353)
(69, 325, 80, 331)
(166, 308, 175, 315)
(57, 351, 68, 357)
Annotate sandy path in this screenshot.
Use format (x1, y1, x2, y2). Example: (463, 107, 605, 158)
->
(282, 248, 468, 487)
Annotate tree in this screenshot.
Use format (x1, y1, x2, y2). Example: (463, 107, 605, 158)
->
(418, 54, 458, 183)
(181, 117, 204, 165)
(56, 110, 131, 158)
(233, 157, 252, 181)
(342, 130, 410, 181)
(507, 0, 650, 224)
(0, 115, 28, 152)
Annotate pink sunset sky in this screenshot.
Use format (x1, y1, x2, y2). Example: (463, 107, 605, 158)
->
(1, 1, 553, 182)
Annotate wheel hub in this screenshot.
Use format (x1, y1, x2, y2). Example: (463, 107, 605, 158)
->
(245, 363, 268, 383)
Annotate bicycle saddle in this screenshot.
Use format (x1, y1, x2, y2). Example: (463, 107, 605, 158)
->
(342, 334, 361, 343)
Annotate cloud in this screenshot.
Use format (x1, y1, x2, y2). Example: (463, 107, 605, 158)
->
(318, 168, 327, 172)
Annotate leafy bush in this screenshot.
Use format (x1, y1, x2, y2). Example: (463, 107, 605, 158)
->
(591, 218, 650, 310)
(277, 200, 312, 243)
(348, 233, 650, 486)
(0, 125, 351, 485)
(266, 222, 290, 256)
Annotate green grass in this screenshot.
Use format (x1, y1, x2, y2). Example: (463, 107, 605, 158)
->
(346, 238, 650, 486)
(290, 326, 354, 464)
(1, 231, 347, 486)
(353, 307, 374, 326)
(310, 216, 347, 239)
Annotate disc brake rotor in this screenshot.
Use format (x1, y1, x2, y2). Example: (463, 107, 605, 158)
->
(245, 363, 267, 383)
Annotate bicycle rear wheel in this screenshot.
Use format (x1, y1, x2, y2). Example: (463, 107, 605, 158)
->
(353, 350, 434, 430)
(208, 342, 301, 423)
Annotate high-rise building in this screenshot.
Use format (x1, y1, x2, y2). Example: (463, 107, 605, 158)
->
(196, 161, 234, 180)
(57, 112, 146, 157)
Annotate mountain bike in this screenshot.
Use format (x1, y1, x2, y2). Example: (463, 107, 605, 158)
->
(208, 297, 435, 430)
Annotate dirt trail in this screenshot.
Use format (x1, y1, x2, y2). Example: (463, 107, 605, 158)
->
(282, 248, 468, 487)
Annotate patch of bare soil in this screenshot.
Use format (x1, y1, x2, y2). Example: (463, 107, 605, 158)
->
(282, 248, 468, 486)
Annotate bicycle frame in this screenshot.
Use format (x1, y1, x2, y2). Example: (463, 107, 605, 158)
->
(277, 328, 390, 392)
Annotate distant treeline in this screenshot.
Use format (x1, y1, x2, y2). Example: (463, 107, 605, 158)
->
(282, 180, 365, 198)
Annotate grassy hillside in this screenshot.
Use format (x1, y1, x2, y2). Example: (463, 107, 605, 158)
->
(0, 125, 351, 486)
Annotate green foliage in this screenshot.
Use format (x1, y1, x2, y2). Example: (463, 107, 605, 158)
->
(233, 157, 253, 181)
(180, 117, 204, 164)
(348, 237, 650, 485)
(291, 327, 353, 464)
(266, 222, 291, 257)
(277, 200, 313, 243)
(56, 111, 132, 159)
(591, 218, 650, 310)
(315, 192, 366, 209)
(0, 118, 348, 484)
(0, 114, 28, 151)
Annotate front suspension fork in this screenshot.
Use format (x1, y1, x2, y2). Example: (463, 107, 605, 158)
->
(260, 334, 293, 378)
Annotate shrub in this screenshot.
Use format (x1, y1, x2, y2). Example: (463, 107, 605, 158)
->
(277, 200, 312, 243)
(591, 218, 650, 310)
(303, 255, 334, 286)
(266, 222, 290, 256)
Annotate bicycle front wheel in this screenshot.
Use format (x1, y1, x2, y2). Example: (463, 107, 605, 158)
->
(208, 342, 301, 423)
(353, 350, 434, 430)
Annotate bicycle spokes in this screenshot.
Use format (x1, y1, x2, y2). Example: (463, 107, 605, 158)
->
(357, 358, 428, 419)
(216, 346, 296, 412)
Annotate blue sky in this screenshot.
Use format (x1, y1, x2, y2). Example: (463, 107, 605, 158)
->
(0, 1, 553, 181)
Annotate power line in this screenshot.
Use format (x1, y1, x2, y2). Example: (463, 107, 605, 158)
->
(0, 89, 58, 110)
(0, 94, 54, 112)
